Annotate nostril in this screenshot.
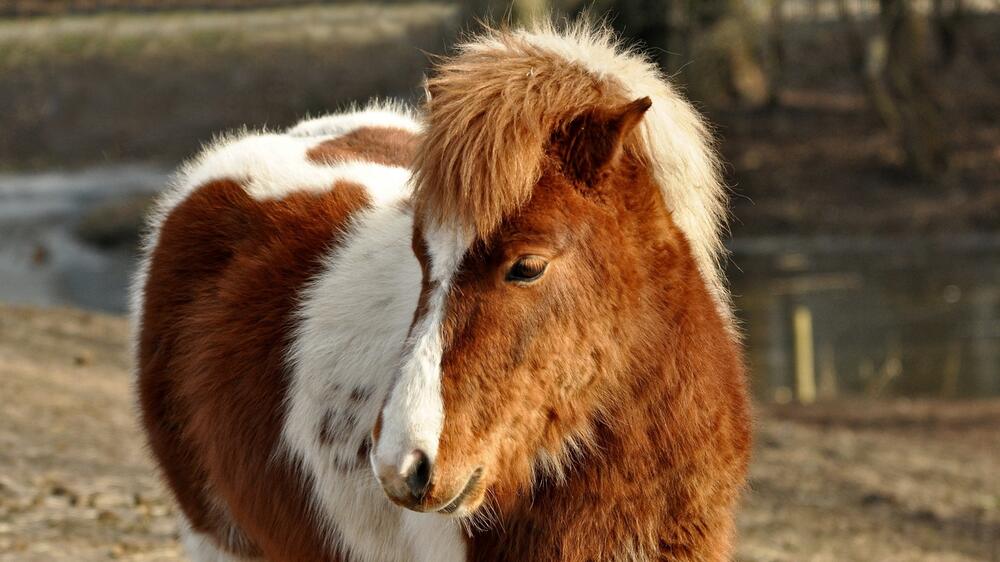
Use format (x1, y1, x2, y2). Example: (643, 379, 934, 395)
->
(403, 449, 431, 501)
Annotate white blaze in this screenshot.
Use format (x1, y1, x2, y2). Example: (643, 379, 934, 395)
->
(374, 224, 471, 470)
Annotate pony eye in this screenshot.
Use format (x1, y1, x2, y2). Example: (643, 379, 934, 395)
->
(505, 256, 548, 283)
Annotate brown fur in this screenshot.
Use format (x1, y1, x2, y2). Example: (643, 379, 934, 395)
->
(412, 32, 636, 239)
(417, 125, 750, 562)
(402, 28, 750, 562)
(414, 25, 733, 318)
(140, 26, 747, 562)
(137, 178, 371, 561)
(307, 126, 417, 168)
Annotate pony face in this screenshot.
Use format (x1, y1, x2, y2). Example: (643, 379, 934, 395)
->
(373, 99, 670, 517)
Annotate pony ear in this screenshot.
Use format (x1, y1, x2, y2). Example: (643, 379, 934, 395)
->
(554, 96, 652, 187)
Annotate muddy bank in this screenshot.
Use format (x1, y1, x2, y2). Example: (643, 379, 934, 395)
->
(0, 304, 997, 561)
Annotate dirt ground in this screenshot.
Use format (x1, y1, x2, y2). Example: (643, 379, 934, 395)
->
(0, 304, 996, 561)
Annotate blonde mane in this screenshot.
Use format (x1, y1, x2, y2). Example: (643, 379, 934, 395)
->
(412, 23, 731, 315)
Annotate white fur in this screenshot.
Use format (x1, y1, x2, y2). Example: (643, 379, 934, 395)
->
(372, 223, 471, 473)
(402, 508, 470, 562)
(129, 101, 420, 355)
(284, 198, 466, 562)
(485, 24, 733, 323)
(284, 201, 462, 562)
(134, 103, 464, 562)
(184, 137, 412, 203)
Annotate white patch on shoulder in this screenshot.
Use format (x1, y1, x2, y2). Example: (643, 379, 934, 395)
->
(372, 223, 471, 473)
(181, 136, 412, 203)
(179, 516, 263, 562)
(283, 205, 466, 562)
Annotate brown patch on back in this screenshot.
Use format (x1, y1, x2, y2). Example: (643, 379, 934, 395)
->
(137, 179, 370, 561)
(307, 127, 417, 168)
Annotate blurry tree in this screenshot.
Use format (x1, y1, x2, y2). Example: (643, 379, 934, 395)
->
(513, 0, 550, 23)
(685, 0, 772, 108)
(836, 0, 868, 72)
(931, 0, 962, 66)
(586, 0, 773, 107)
(766, 0, 786, 97)
(865, 0, 949, 179)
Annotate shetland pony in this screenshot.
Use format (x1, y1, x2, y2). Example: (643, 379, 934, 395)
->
(134, 25, 750, 562)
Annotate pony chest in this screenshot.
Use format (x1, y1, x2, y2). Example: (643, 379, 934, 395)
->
(286, 202, 421, 456)
(282, 204, 463, 560)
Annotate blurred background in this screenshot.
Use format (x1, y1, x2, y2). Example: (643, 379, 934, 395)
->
(0, 1, 996, 561)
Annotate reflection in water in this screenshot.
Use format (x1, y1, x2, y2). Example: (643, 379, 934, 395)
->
(730, 237, 1000, 401)
(0, 166, 166, 312)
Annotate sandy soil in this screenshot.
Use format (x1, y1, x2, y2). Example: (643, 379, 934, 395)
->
(0, 306, 179, 561)
(0, 304, 997, 561)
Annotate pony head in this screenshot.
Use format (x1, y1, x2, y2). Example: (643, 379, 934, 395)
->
(371, 26, 728, 519)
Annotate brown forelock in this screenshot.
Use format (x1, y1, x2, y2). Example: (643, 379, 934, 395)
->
(411, 30, 635, 241)
(307, 127, 417, 168)
(423, 143, 750, 558)
(138, 178, 371, 561)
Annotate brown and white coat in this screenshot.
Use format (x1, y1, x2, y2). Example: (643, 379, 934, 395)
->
(134, 25, 750, 562)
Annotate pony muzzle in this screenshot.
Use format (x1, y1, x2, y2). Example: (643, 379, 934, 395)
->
(374, 448, 432, 509)
(372, 445, 484, 514)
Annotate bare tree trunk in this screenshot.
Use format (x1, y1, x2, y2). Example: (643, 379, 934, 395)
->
(689, 0, 770, 108)
(836, 0, 867, 71)
(866, 0, 948, 179)
(932, 0, 962, 65)
(768, 0, 785, 71)
(766, 0, 786, 105)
